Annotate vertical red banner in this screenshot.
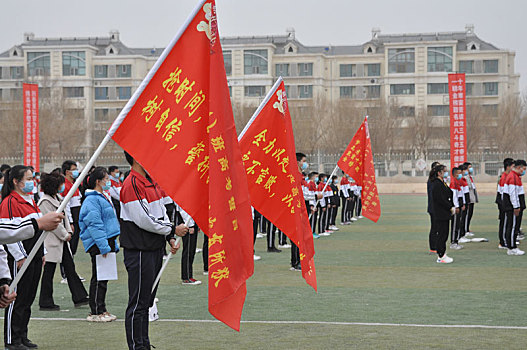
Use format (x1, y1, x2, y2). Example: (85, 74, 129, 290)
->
(448, 73, 466, 168)
(23, 83, 39, 171)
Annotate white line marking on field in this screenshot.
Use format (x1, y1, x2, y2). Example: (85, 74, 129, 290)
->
(7, 318, 527, 330)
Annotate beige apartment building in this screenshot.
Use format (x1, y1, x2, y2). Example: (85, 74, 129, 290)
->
(0, 25, 519, 155)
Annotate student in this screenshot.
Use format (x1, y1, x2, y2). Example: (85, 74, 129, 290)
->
(429, 164, 455, 264)
(2, 165, 45, 350)
(321, 175, 334, 233)
(457, 164, 471, 244)
(291, 153, 308, 271)
(120, 152, 187, 350)
(328, 175, 340, 231)
(449, 167, 464, 250)
(38, 172, 89, 311)
(354, 183, 363, 219)
(79, 167, 120, 322)
(348, 178, 358, 222)
(462, 162, 478, 237)
(496, 158, 514, 249)
(61, 160, 82, 258)
(316, 174, 331, 237)
(177, 206, 201, 285)
(339, 172, 351, 225)
(307, 172, 320, 239)
(107, 165, 123, 218)
(502, 159, 526, 256)
(251, 208, 262, 260)
(427, 161, 440, 253)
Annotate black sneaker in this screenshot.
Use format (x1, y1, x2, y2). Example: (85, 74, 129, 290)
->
(21, 339, 38, 349)
(74, 298, 90, 308)
(5, 343, 29, 350)
(267, 247, 282, 253)
(39, 304, 60, 311)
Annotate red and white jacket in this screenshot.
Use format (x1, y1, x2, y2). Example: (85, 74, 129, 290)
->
(119, 169, 174, 251)
(502, 171, 525, 211)
(307, 180, 317, 206)
(108, 177, 122, 202)
(449, 177, 464, 208)
(63, 178, 82, 223)
(340, 177, 350, 198)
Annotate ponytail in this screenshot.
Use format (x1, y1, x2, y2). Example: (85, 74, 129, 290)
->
(81, 166, 107, 190)
(428, 164, 445, 183)
(2, 165, 30, 199)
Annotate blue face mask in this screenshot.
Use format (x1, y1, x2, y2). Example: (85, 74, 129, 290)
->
(72, 170, 79, 179)
(120, 175, 125, 182)
(32, 172, 36, 177)
(456, 174, 462, 180)
(304, 176, 308, 181)
(469, 168, 474, 174)
(0, 184, 3, 191)
(102, 180, 111, 191)
(315, 176, 319, 183)
(301, 162, 308, 170)
(463, 171, 468, 176)
(522, 170, 526, 177)
(58, 183, 65, 194)
(443, 171, 449, 178)
(322, 178, 327, 184)
(22, 180, 34, 194)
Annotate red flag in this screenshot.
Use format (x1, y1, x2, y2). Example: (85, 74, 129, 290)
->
(23, 83, 39, 171)
(448, 73, 467, 167)
(337, 117, 381, 222)
(110, 0, 253, 330)
(239, 78, 317, 290)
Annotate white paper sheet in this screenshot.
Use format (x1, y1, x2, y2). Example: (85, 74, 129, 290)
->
(96, 252, 118, 281)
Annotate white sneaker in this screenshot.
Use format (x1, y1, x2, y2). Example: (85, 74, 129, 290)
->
(256, 233, 264, 239)
(459, 237, 471, 243)
(79, 275, 86, 282)
(350, 217, 358, 222)
(86, 314, 101, 322)
(449, 243, 464, 250)
(102, 311, 117, 321)
(60, 278, 68, 284)
(357, 216, 364, 219)
(196, 248, 203, 253)
(437, 255, 453, 264)
(465, 232, 475, 237)
(319, 232, 331, 236)
(278, 244, 291, 249)
(498, 244, 508, 249)
(253, 255, 261, 261)
(329, 225, 339, 231)
(507, 248, 525, 256)
(203, 271, 209, 276)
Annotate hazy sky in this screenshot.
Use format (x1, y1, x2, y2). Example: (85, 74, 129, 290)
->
(1, 0, 524, 91)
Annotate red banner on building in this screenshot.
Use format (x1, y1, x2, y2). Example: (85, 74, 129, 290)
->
(110, 0, 253, 331)
(448, 73, 467, 167)
(337, 117, 381, 223)
(238, 78, 317, 291)
(23, 83, 39, 171)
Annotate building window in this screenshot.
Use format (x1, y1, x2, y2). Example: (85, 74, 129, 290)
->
(223, 51, 232, 76)
(63, 87, 84, 98)
(298, 63, 313, 76)
(427, 47, 453, 72)
(482, 104, 498, 116)
(366, 85, 381, 99)
(298, 85, 313, 98)
(340, 64, 355, 77)
(244, 50, 268, 75)
(94, 65, 108, 78)
(390, 84, 415, 95)
(95, 108, 110, 122)
(367, 63, 381, 77)
(427, 83, 449, 94)
(465, 83, 473, 96)
(484, 60, 498, 73)
(427, 105, 450, 116)
(275, 63, 290, 77)
(62, 51, 86, 76)
(244, 86, 266, 97)
(458, 60, 473, 74)
(38, 88, 51, 99)
(10, 66, 23, 79)
(27, 52, 50, 76)
(396, 106, 415, 117)
(116, 64, 132, 78)
(388, 48, 415, 73)
(340, 86, 354, 99)
(484, 82, 498, 96)
(95, 87, 109, 100)
(118, 87, 132, 100)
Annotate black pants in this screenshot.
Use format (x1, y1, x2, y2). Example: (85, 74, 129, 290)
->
(356, 196, 362, 216)
(504, 211, 519, 249)
(69, 206, 81, 255)
(5, 254, 42, 346)
(181, 226, 198, 280)
(450, 213, 461, 244)
(89, 254, 108, 315)
(498, 206, 506, 247)
(124, 248, 163, 350)
(434, 219, 450, 258)
(348, 197, 356, 221)
(340, 196, 348, 223)
(309, 206, 317, 234)
(266, 221, 277, 249)
(459, 208, 467, 238)
(330, 205, 338, 226)
(39, 243, 88, 307)
(252, 211, 261, 245)
(428, 213, 436, 251)
(202, 233, 209, 272)
(318, 206, 327, 234)
(515, 210, 524, 237)
(465, 203, 474, 233)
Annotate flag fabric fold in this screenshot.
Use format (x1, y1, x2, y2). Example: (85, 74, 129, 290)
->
(238, 78, 317, 290)
(337, 117, 381, 223)
(110, 0, 253, 330)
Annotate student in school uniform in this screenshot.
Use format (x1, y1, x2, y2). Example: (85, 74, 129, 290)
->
(339, 172, 351, 225)
(501, 159, 526, 256)
(107, 166, 123, 219)
(316, 174, 331, 237)
(61, 160, 82, 257)
(251, 208, 262, 261)
(348, 178, 358, 222)
(328, 175, 340, 231)
(457, 164, 471, 244)
(449, 167, 464, 250)
(462, 162, 478, 237)
(290, 153, 310, 271)
(307, 172, 320, 239)
(497, 158, 514, 249)
(176, 206, 201, 285)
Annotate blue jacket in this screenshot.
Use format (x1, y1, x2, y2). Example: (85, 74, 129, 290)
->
(79, 190, 120, 255)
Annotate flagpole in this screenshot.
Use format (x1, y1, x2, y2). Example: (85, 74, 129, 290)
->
(9, 0, 207, 292)
(238, 76, 283, 141)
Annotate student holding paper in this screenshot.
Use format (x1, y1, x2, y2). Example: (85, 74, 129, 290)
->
(79, 167, 120, 323)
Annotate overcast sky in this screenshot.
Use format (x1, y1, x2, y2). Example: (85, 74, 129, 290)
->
(1, 0, 524, 92)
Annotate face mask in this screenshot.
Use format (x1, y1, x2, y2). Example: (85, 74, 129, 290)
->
(58, 183, 65, 194)
(469, 168, 474, 174)
(0, 184, 3, 191)
(315, 176, 319, 183)
(102, 180, 111, 191)
(22, 180, 34, 194)
(35, 176, 40, 181)
(443, 171, 449, 178)
(522, 170, 526, 177)
(304, 176, 308, 181)
(456, 174, 462, 180)
(71, 170, 79, 179)
(120, 175, 124, 182)
(32, 172, 36, 177)
(322, 178, 327, 184)
(301, 162, 308, 170)
(463, 171, 468, 176)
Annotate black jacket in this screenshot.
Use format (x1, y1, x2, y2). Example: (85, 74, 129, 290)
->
(430, 177, 453, 221)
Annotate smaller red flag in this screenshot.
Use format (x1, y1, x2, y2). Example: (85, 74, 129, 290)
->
(23, 83, 39, 171)
(337, 117, 381, 222)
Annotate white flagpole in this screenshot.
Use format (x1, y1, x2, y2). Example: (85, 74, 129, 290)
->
(9, 0, 207, 292)
(238, 76, 283, 141)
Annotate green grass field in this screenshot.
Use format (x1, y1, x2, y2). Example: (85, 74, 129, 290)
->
(3, 195, 527, 349)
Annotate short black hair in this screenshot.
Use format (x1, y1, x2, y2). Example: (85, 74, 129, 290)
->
(463, 162, 472, 167)
(452, 167, 460, 174)
(41, 172, 65, 197)
(124, 151, 134, 166)
(62, 160, 77, 175)
(459, 164, 468, 171)
(296, 152, 306, 162)
(308, 172, 318, 179)
(431, 161, 440, 169)
(108, 166, 119, 173)
(514, 159, 527, 167)
(0, 164, 11, 174)
(504, 158, 514, 170)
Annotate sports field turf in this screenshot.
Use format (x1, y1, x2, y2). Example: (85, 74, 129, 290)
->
(2, 194, 527, 349)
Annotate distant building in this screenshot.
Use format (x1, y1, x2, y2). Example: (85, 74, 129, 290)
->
(0, 25, 519, 154)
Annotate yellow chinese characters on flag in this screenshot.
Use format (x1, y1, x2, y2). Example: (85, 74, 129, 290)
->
(239, 79, 317, 291)
(110, 0, 253, 331)
(337, 117, 381, 223)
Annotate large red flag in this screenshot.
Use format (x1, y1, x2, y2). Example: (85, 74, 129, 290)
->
(238, 78, 317, 290)
(109, 0, 253, 330)
(337, 117, 381, 222)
